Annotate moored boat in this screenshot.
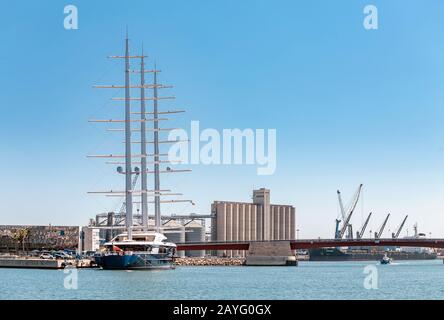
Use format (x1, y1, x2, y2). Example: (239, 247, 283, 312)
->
(96, 231, 176, 270)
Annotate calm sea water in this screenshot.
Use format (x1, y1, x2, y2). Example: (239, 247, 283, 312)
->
(1, 260, 443, 300)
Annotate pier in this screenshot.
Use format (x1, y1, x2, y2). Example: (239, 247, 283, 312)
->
(0, 256, 96, 269)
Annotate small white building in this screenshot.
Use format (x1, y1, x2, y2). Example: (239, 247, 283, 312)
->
(81, 227, 100, 252)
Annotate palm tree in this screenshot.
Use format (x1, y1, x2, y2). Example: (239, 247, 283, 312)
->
(11, 232, 20, 252)
(12, 228, 30, 254)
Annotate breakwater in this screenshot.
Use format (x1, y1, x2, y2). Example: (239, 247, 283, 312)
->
(174, 257, 245, 266)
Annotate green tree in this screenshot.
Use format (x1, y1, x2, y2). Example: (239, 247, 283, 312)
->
(11, 228, 30, 253)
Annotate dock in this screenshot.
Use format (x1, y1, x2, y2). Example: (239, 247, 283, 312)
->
(0, 256, 96, 269)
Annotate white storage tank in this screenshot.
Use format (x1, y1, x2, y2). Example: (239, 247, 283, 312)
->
(162, 220, 185, 258)
(185, 220, 205, 257)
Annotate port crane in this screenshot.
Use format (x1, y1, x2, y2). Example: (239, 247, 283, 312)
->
(374, 213, 390, 239)
(392, 215, 408, 239)
(106, 167, 140, 230)
(336, 184, 363, 239)
(336, 190, 354, 239)
(117, 167, 140, 216)
(356, 212, 372, 239)
(334, 190, 347, 239)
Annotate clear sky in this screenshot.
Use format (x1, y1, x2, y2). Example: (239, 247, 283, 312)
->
(0, 1, 443, 238)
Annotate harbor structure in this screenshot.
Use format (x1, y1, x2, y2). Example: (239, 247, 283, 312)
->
(211, 188, 296, 257)
(310, 185, 437, 261)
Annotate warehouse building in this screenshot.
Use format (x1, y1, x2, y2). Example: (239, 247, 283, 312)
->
(211, 188, 296, 257)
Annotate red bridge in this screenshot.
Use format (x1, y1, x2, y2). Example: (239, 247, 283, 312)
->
(176, 238, 444, 251)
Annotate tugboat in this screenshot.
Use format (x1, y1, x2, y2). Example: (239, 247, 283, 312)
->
(96, 231, 176, 270)
(380, 253, 392, 265)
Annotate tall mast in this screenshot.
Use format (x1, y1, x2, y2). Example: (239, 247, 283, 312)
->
(88, 37, 194, 236)
(153, 63, 161, 232)
(124, 33, 134, 240)
(140, 47, 148, 231)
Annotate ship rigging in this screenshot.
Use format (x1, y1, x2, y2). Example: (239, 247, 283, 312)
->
(88, 33, 193, 269)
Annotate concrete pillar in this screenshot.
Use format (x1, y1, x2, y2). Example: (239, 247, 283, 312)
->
(251, 205, 257, 241)
(216, 202, 226, 256)
(238, 204, 245, 257)
(211, 203, 216, 256)
(245, 204, 251, 257)
(227, 203, 234, 257)
(279, 206, 285, 240)
(290, 207, 296, 239)
(232, 203, 239, 257)
(256, 205, 263, 241)
(211, 203, 217, 241)
(274, 206, 280, 240)
(285, 207, 291, 240)
(270, 206, 275, 239)
(245, 204, 250, 241)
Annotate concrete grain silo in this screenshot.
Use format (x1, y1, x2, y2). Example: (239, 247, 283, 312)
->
(211, 189, 296, 257)
(162, 220, 185, 258)
(184, 220, 205, 257)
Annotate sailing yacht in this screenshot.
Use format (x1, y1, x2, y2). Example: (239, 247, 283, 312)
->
(89, 33, 192, 270)
(95, 232, 176, 270)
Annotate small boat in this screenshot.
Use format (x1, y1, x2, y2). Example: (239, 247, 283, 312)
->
(96, 231, 176, 270)
(380, 253, 392, 265)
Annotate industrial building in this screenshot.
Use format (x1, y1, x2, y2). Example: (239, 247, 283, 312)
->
(211, 188, 296, 257)
(80, 227, 100, 252)
(184, 220, 206, 257)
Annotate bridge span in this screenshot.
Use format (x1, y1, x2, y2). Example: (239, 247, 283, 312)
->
(176, 238, 444, 251)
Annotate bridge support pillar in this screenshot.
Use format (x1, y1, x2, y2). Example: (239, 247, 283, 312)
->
(245, 241, 297, 266)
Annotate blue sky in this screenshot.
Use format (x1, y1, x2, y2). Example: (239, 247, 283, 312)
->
(0, 1, 443, 238)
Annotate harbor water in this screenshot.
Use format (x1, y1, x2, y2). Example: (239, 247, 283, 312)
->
(1, 260, 443, 300)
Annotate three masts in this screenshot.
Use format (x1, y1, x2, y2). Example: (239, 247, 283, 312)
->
(88, 34, 192, 269)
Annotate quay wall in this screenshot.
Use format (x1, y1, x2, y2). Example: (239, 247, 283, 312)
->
(0, 257, 96, 269)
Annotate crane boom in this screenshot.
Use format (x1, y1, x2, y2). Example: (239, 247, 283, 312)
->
(118, 169, 140, 214)
(392, 215, 408, 239)
(358, 212, 372, 239)
(338, 184, 363, 239)
(337, 190, 346, 220)
(375, 213, 390, 239)
(334, 219, 341, 239)
(335, 190, 346, 239)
